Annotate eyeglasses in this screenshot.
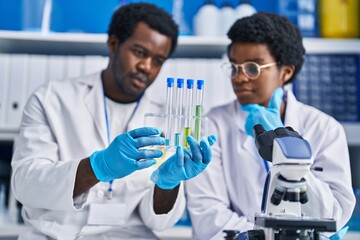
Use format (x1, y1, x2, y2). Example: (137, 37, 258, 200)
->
(221, 61, 277, 79)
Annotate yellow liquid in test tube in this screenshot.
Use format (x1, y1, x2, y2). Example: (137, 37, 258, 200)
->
(183, 127, 191, 148)
(152, 146, 176, 169)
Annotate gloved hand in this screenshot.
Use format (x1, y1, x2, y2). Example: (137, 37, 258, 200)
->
(241, 88, 284, 137)
(90, 127, 165, 182)
(151, 135, 217, 190)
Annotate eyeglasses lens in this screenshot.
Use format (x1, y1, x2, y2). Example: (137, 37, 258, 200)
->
(244, 63, 259, 78)
(230, 63, 237, 78)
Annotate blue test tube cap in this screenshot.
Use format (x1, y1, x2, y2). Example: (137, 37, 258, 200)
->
(167, 77, 174, 87)
(197, 79, 204, 90)
(186, 79, 194, 89)
(177, 78, 184, 88)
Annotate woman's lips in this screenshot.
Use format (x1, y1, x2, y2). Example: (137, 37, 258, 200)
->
(234, 88, 254, 95)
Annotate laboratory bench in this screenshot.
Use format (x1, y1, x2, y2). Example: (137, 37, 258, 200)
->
(1, 224, 360, 240)
(0, 224, 192, 240)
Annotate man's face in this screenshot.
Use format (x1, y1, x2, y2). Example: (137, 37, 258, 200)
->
(228, 42, 286, 107)
(110, 22, 172, 101)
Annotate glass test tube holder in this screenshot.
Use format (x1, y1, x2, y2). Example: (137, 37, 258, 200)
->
(143, 112, 208, 169)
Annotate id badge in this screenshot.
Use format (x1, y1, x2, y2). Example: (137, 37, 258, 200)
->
(88, 203, 126, 225)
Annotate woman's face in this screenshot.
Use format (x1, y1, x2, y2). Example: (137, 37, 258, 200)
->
(228, 42, 292, 107)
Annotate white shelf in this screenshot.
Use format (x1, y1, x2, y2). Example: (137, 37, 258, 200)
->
(0, 30, 359, 57)
(0, 224, 28, 237)
(0, 127, 18, 141)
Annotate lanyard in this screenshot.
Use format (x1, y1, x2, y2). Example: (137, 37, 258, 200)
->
(263, 160, 269, 172)
(103, 93, 142, 199)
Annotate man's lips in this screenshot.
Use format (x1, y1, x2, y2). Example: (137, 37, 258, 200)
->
(131, 78, 146, 89)
(130, 73, 148, 88)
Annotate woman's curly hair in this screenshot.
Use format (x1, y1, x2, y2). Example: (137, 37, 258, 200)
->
(227, 12, 306, 83)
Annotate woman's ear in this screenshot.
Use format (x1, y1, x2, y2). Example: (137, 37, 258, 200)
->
(280, 65, 295, 84)
(107, 35, 119, 54)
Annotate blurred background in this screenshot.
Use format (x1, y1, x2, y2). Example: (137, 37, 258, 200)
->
(0, 0, 359, 239)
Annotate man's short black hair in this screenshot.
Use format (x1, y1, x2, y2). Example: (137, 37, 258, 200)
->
(108, 3, 179, 57)
(227, 12, 305, 83)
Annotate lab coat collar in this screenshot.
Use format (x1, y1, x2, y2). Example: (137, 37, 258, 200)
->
(83, 72, 108, 147)
(283, 90, 303, 135)
(235, 100, 260, 160)
(81, 72, 164, 144)
(236, 89, 303, 160)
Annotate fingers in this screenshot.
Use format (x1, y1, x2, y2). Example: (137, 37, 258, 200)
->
(207, 135, 217, 146)
(137, 149, 163, 159)
(268, 88, 283, 110)
(241, 104, 260, 112)
(175, 146, 184, 168)
(187, 136, 203, 164)
(136, 135, 166, 148)
(128, 127, 161, 138)
(136, 159, 156, 169)
(244, 117, 255, 137)
(200, 137, 212, 164)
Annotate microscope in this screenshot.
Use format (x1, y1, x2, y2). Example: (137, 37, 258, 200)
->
(224, 124, 336, 240)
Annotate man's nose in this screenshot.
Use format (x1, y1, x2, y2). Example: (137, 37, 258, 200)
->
(138, 57, 152, 74)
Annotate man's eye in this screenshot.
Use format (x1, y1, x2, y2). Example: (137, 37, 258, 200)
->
(154, 58, 165, 67)
(133, 49, 146, 57)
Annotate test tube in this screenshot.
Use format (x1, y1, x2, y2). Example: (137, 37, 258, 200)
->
(165, 77, 174, 146)
(183, 79, 194, 148)
(174, 78, 184, 146)
(194, 80, 204, 141)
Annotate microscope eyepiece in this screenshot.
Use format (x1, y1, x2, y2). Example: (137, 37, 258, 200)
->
(253, 124, 265, 137)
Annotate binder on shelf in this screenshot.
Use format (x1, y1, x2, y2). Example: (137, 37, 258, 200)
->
(83, 56, 107, 76)
(5, 54, 30, 128)
(48, 56, 65, 82)
(65, 56, 83, 79)
(208, 58, 236, 110)
(147, 59, 177, 105)
(0, 54, 10, 127)
(27, 55, 47, 100)
(293, 54, 359, 122)
(193, 59, 210, 114)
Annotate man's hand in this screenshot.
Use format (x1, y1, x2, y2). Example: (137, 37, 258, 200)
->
(90, 127, 165, 182)
(241, 88, 284, 137)
(151, 135, 217, 190)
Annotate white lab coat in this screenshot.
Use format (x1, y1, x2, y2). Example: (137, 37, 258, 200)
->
(11, 72, 186, 240)
(185, 90, 355, 240)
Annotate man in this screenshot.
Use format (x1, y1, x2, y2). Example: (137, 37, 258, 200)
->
(11, 3, 215, 239)
(185, 12, 355, 239)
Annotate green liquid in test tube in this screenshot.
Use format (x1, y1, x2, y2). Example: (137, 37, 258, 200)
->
(165, 77, 174, 146)
(194, 80, 204, 141)
(183, 79, 194, 148)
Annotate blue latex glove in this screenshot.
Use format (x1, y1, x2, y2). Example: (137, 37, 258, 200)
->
(241, 88, 284, 137)
(90, 127, 165, 182)
(150, 135, 217, 190)
(328, 226, 349, 240)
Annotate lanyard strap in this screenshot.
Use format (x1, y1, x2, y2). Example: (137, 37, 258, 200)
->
(263, 160, 269, 172)
(102, 93, 142, 199)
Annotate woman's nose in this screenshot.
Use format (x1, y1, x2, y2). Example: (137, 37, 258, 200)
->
(233, 69, 250, 83)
